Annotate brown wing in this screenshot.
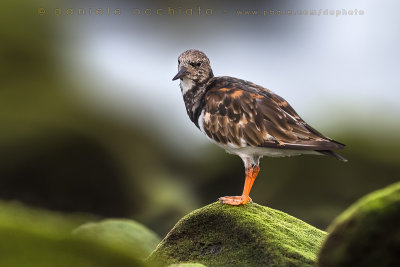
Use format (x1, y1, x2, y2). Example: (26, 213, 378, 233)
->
(201, 84, 344, 151)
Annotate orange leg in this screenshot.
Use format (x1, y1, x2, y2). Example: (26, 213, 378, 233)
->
(219, 165, 260, 205)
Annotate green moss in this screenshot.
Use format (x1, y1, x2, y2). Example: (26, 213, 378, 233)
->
(168, 264, 207, 267)
(74, 219, 160, 259)
(147, 202, 326, 267)
(0, 201, 146, 267)
(318, 182, 400, 267)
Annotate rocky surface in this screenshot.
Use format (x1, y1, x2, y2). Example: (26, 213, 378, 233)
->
(74, 219, 160, 259)
(0, 201, 147, 267)
(147, 201, 327, 267)
(318, 182, 400, 267)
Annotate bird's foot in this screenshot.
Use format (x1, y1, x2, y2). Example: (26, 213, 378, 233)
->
(218, 195, 252, 205)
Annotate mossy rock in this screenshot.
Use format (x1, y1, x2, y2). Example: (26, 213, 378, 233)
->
(318, 182, 400, 267)
(147, 202, 327, 267)
(74, 219, 160, 259)
(168, 264, 207, 267)
(0, 201, 145, 267)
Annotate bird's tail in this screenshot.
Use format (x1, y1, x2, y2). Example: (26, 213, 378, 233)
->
(318, 150, 348, 162)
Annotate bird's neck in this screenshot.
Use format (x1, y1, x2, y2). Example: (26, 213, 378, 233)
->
(180, 78, 196, 95)
(181, 77, 212, 127)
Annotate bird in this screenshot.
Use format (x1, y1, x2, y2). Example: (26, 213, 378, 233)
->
(172, 49, 347, 206)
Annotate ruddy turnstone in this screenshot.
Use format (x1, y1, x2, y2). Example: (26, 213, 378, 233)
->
(173, 49, 347, 206)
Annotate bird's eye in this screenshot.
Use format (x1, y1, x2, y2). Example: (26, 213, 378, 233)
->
(190, 62, 201, 67)
(178, 59, 181, 64)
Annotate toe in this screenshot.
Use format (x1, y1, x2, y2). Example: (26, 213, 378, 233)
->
(219, 196, 250, 205)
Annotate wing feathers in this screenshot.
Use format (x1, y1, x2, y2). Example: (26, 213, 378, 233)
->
(201, 78, 345, 152)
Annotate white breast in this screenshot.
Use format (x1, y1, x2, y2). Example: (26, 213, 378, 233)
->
(198, 109, 206, 133)
(180, 78, 195, 95)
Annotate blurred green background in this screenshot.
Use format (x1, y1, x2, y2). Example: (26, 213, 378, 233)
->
(1, 0, 399, 237)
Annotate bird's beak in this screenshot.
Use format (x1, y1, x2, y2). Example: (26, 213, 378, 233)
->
(172, 66, 188, 81)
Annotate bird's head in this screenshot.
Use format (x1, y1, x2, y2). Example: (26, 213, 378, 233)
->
(172, 50, 214, 87)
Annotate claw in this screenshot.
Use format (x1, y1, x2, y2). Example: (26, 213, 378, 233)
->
(219, 196, 252, 205)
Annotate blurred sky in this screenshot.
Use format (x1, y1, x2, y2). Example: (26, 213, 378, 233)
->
(49, 0, 400, 152)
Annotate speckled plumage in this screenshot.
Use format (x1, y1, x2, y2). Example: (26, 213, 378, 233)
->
(172, 49, 346, 205)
